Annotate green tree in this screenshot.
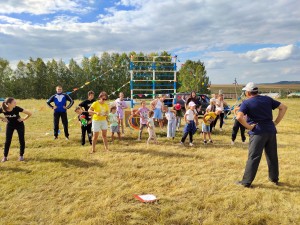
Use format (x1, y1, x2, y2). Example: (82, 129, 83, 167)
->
(0, 58, 13, 97)
(178, 60, 210, 94)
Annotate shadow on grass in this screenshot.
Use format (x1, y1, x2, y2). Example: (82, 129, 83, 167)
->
(0, 166, 32, 173)
(36, 158, 103, 168)
(115, 148, 203, 159)
(253, 182, 300, 192)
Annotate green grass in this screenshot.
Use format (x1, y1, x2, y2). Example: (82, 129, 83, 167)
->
(0, 99, 299, 224)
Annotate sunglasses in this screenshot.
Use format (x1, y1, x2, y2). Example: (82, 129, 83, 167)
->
(102, 98, 107, 100)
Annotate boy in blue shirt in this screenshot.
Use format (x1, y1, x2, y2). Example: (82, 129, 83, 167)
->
(47, 85, 74, 140)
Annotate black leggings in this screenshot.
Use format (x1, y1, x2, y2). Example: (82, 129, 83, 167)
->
(214, 112, 225, 129)
(232, 119, 246, 142)
(54, 112, 69, 138)
(4, 122, 25, 157)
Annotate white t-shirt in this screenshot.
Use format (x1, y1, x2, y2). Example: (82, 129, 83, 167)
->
(185, 109, 195, 121)
(216, 99, 224, 112)
(165, 110, 176, 121)
(155, 99, 162, 109)
(148, 117, 155, 128)
(206, 105, 212, 112)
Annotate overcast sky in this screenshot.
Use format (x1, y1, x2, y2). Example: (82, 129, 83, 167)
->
(0, 0, 299, 84)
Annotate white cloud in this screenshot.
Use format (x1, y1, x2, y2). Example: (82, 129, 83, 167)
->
(0, 0, 300, 83)
(244, 45, 300, 63)
(0, 0, 90, 14)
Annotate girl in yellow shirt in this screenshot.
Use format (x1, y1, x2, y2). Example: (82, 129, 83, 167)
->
(88, 91, 109, 152)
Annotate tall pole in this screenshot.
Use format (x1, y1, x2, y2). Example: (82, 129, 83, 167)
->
(234, 78, 238, 100)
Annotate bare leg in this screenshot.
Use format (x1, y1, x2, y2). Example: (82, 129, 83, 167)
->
(91, 132, 99, 153)
(101, 130, 109, 151)
(111, 132, 114, 142)
(120, 119, 124, 134)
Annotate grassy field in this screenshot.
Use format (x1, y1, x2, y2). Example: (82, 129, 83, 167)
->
(0, 98, 299, 224)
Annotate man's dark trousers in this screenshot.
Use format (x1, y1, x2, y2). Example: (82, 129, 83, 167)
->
(54, 112, 69, 138)
(242, 133, 278, 185)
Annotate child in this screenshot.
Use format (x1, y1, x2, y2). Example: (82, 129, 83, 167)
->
(173, 103, 183, 131)
(108, 106, 121, 142)
(0, 97, 32, 162)
(134, 101, 149, 141)
(202, 111, 217, 144)
(150, 94, 166, 130)
(115, 92, 127, 134)
(214, 94, 227, 131)
(75, 106, 92, 146)
(164, 105, 176, 139)
(206, 98, 217, 132)
(231, 104, 246, 145)
(180, 102, 198, 146)
(147, 110, 157, 144)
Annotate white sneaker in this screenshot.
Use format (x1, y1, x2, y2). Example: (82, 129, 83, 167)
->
(242, 141, 247, 145)
(189, 143, 194, 146)
(231, 141, 235, 145)
(219, 128, 223, 131)
(180, 142, 184, 145)
(137, 138, 141, 141)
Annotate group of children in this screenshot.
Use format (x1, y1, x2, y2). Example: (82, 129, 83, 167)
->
(0, 89, 246, 162)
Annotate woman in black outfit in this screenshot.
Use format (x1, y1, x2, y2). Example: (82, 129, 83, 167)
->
(0, 97, 32, 162)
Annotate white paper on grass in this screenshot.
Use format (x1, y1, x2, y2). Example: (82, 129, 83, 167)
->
(138, 194, 157, 201)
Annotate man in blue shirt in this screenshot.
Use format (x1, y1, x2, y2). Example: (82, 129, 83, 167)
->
(47, 85, 74, 140)
(236, 82, 287, 187)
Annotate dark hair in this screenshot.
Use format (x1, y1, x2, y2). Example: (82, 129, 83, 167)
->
(98, 91, 108, 99)
(88, 91, 95, 96)
(148, 110, 154, 117)
(190, 91, 197, 97)
(2, 97, 15, 112)
(110, 106, 116, 112)
(250, 89, 259, 96)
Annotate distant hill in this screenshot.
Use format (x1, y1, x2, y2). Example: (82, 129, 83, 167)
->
(260, 81, 300, 85)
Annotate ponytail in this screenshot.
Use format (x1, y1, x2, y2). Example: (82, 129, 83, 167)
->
(2, 97, 15, 112)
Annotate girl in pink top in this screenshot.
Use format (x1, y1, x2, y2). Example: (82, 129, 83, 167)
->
(115, 92, 127, 134)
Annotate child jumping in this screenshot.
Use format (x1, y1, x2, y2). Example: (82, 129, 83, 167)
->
(180, 102, 198, 146)
(108, 106, 121, 142)
(147, 110, 157, 145)
(75, 106, 92, 145)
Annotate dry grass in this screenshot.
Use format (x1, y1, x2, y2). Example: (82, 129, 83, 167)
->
(0, 99, 299, 224)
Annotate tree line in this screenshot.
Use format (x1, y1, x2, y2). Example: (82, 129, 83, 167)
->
(0, 51, 210, 100)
